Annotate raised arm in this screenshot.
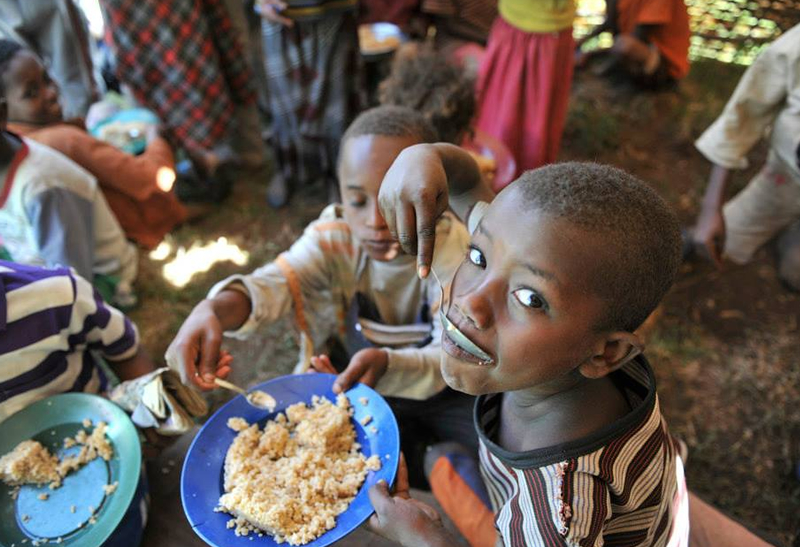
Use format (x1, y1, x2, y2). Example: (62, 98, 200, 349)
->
(378, 143, 492, 278)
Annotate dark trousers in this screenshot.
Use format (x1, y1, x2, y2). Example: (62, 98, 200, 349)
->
(386, 388, 478, 489)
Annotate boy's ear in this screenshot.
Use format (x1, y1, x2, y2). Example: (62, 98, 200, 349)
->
(579, 331, 643, 380)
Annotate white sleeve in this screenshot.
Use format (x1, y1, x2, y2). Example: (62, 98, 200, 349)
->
(695, 43, 789, 170)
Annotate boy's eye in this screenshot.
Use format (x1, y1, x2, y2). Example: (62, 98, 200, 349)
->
(349, 197, 367, 208)
(468, 248, 486, 268)
(513, 288, 546, 310)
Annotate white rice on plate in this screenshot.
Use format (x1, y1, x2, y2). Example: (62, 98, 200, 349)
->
(218, 393, 381, 545)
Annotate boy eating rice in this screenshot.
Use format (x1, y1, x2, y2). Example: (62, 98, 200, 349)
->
(166, 106, 476, 482)
(348, 145, 779, 546)
(331, 143, 692, 546)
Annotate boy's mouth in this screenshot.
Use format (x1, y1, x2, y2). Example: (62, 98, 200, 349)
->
(440, 311, 494, 366)
(363, 239, 400, 259)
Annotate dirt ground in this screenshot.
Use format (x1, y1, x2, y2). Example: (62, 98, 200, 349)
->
(131, 60, 800, 546)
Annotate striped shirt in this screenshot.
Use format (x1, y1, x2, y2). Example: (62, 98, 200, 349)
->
(0, 261, 139, 422)
(476, 356, 689, 547)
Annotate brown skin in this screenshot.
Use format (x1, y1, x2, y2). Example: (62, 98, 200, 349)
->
(334, 146, 643, 547)
(166, 134, 424, 391)
(691, 164, 730, 267)
(3, 50, 63, 126)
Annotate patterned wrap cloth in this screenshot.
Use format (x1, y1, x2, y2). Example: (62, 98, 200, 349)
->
(262, 10, 364, 185)
(101, 0, 257, 155)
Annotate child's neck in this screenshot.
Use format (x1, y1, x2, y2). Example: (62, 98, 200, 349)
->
(498, 374, 630, 453)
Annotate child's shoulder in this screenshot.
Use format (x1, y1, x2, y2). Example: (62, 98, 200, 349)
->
(0, 261, 77, 305)
(306, 204, 352, 235)
(16, 139, 97, 199)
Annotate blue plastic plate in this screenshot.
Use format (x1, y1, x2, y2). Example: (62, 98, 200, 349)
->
(181, 373, 400, 547)
(0, 393, 141, 547)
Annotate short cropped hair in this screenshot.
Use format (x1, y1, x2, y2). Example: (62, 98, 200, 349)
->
(0, 39, 24, 96)
(512, 163, 682, 332)
(379, 46, 475, 144)
(341, 105, 438, 147)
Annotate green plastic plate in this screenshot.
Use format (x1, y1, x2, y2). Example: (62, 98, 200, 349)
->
(0, 393, 140, 546)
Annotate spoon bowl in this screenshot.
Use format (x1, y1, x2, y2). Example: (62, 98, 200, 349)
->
(430, 268, 494, 365)
(213, 378, 276, 411)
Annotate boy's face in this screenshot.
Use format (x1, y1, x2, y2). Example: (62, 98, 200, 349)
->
(4, 50, 63, 126)
(440, 188, 612, 396)
(339, 134, 421, 261)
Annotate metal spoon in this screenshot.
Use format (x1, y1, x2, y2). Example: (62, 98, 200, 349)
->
(430, 268, 494, 365)
(214, 378, 276, 411)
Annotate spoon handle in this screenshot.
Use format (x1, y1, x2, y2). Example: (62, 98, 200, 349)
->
(214, 377, 248, 396)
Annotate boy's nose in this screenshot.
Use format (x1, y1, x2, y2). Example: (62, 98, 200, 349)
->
(367, 202, 387, 229)
(458, 287, 494, 331)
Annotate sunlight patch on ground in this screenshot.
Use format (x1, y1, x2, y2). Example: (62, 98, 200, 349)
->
(151, 237, 250, 288)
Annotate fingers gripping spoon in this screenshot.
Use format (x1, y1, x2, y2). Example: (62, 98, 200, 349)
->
(429, 268, 495, 365)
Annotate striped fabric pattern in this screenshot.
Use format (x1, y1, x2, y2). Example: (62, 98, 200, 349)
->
(0, 261, 138, 422)
(477, 357, 688, 547)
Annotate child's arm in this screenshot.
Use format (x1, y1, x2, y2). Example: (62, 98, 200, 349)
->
(379, 143, 492, 279)
(71, 272, 154, 380)
(165, 290, 250, 390)
(39, 126, 178, 202)
(692, 164, 730, 267)
(112, 347, 158, 382)
(167, 209, 352, 389)
(693, 40, 791, 266)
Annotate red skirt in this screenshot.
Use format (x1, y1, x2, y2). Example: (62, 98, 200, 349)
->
(475, 17, 574, 184)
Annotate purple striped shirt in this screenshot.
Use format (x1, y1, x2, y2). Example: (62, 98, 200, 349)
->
(0, 260, 138, 422)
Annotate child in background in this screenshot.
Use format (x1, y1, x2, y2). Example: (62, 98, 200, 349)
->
(379, 44, 476, 146)
(0, 39, 188, 249)
(330, 143, 691, 546)
(574, 0, 691, 89)
(257, 0, 364, 208)
(0, 83, 138, 307)
(379, 45, 514, 191)
(0, 259, 155, 546)
(166, 106, 476, 482)
(690, 24, 800, 291)
(475, 0, 575, 175)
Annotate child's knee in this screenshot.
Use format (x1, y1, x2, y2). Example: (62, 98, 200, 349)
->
(423, 441, 474, 482)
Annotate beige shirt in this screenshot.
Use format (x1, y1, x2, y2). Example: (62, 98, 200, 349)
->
(695, 24, 800, 180)
(209, 204, 471, 400)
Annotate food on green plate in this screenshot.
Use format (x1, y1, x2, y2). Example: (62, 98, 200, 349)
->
(0, 420, 113, 489)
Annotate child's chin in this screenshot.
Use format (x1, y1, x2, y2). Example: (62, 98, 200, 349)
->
(441, 356, 491, 396)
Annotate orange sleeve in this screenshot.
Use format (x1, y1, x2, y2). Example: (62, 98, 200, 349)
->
(31, 125, 175, 201)
(634, 0, 673, 26)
